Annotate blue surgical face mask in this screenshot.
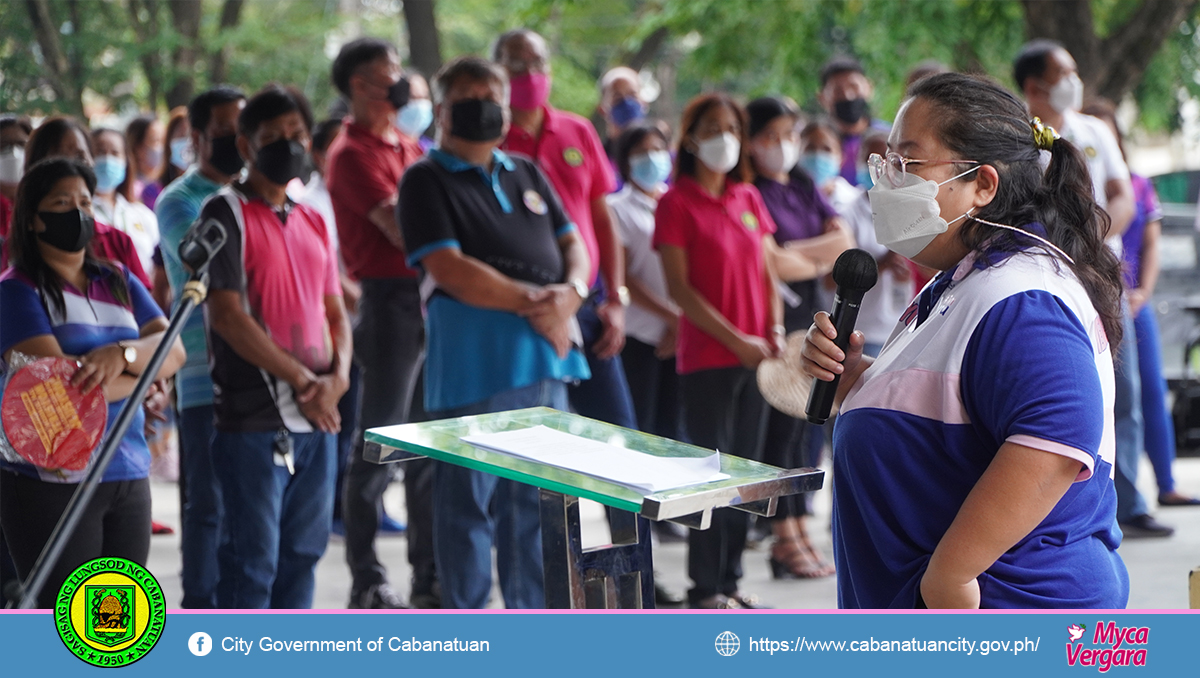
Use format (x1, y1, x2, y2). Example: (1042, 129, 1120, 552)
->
(93, 156, 127, 193)
(396, 99, 434, 139)
(628, 150, 672, 192)
(610, 96, 644, 128)
(170, 137, 192, 170)
(799, 151, 840, 187)
(856, 164, 873, 188)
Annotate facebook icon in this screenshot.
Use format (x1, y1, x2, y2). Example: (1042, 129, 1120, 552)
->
(189, 632, 213, 657)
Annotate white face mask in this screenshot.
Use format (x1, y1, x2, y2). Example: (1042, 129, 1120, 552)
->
(695, 132, 740, 174)
(868, 165, 979, 259)
(0, 146, 23, 185)
(1047, 73, 1083, 114)
(754, 140, 800, 176)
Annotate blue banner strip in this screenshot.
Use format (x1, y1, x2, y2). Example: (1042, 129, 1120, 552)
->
(2, 610, 1196, 676)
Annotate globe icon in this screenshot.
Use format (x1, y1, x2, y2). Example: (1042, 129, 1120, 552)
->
(715, 631, 740, 656)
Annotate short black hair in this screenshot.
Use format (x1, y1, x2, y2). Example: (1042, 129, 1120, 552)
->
(312, 118, 343, 153)
(491, 28, 541, 62)
(746, 96, 800, 139)
(0, 114, 33, 137)
(433, 56, 509, 105)
(332, 37, 395, 97)
(820, 56, 865, 87)
(189, 86, 245, 133)
(1013, 39, 1063, 90)
(239, 85, 302, 137)
(613, 122, 668, 183)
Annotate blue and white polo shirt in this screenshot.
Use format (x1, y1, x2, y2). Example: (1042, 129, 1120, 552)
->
(832, 242, 1128, 609)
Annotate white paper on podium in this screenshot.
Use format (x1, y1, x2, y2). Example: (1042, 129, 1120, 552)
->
(460, 425, 729, 494)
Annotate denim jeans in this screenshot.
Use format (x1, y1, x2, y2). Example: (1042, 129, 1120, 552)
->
(213, 429, 336, 609)
(1113, 310, 1148, 522)
(432, 379, 569, 609)
(179, 404, 220, 608)
(1134, 303, 1177, 494)
(569, 288, 637, 429)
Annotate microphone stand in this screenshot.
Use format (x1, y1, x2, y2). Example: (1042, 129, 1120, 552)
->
(12, 220, 225, 609)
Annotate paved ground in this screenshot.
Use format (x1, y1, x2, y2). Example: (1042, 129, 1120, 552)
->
(145, 454, 1200, 610)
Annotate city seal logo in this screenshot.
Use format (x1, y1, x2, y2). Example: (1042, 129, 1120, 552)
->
(741, 211, 759, 231)
(562, 147, 584, 167)
(55, 557, 165, 667)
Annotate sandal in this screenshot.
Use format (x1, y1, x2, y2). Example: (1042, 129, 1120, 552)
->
(768, 517, 834, 579)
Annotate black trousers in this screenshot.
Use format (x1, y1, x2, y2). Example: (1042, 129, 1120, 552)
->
(619, 337, 681, 440)
(343, 278, 435, 593)
(680, 367, 769, 604)
(0, 470, 150, 609)
(763, 279, 824, 518)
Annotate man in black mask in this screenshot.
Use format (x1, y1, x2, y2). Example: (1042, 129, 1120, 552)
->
(397, 56, 590, 609)
(200, 85, 351, 608)
(154, 85, 245, 608)
(817, 56, 890, 187)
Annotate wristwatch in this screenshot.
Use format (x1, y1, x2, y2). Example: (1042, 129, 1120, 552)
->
(117, 341, 137, 369)
(615, 285, 631, 307)
(569, 278, 589, 301)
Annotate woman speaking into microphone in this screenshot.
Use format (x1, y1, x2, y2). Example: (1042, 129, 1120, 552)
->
(800, 72, 1128, 609)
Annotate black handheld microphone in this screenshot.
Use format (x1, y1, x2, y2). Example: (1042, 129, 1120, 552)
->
(805, 248, 879, 425)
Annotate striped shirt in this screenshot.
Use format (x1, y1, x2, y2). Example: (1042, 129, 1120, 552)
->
(0, 264, 163, 483)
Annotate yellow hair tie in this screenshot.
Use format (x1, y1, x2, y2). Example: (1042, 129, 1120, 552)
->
(1031, 117, 1059, 151)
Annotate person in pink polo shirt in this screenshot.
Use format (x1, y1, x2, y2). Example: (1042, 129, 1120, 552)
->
(655, 93, 785, 609)
(495, 29, 638, 433)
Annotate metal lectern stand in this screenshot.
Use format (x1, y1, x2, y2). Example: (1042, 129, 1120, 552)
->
(364, 407, 824, 609)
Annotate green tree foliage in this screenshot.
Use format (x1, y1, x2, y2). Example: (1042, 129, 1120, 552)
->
(1, 0, 1196, 135)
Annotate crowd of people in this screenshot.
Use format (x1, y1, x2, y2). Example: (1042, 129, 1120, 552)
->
(0, 28, 1195, 610)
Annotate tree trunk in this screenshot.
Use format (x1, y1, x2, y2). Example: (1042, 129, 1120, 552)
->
(624, 26, 670, 72)
(165, 0, 202, 109)
(403, 0, 442, 77)
(209, 0, 245, 86)
(126, 0, 164, 112)
(24, 0, 84, 117)
(1022, 0, 1198, 103)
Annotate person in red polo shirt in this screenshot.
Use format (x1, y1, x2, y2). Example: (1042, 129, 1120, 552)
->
(325, 37, 436, 610)
(655, 93, 785, 609)
(495, 29, 637, 432)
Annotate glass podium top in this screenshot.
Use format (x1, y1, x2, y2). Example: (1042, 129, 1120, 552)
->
(364, 407, 823, 520)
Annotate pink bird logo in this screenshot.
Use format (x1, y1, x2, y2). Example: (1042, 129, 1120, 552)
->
(1068, 624, 1086, 642)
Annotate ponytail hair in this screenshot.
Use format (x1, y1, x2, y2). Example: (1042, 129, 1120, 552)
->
(907, 72, 1124, 347)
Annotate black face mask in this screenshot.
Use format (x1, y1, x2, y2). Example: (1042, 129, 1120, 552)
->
(388, 77, 412, 110)
(254, 138, 306, 186)
(833, 97, 869, 125)
(37, 208, 95, 253)
(209, 134, 245, 177)
(449, 99, 505, 142)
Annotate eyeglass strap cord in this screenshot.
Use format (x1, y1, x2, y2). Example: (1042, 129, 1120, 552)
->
(968, 212, 1077, 266)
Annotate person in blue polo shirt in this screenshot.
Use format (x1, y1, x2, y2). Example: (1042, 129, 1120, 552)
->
(398, 55, 591, 609)
(800, 73, 1128, 609)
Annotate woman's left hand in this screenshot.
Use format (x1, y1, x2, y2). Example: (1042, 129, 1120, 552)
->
(72, 344, 129, 393)
(919, 571, 981, 610)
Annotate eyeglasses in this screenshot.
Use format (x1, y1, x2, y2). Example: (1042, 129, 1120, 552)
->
(868, 151, 980, 188)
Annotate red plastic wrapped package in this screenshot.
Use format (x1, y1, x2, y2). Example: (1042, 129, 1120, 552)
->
(1, 357, 106, 471)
